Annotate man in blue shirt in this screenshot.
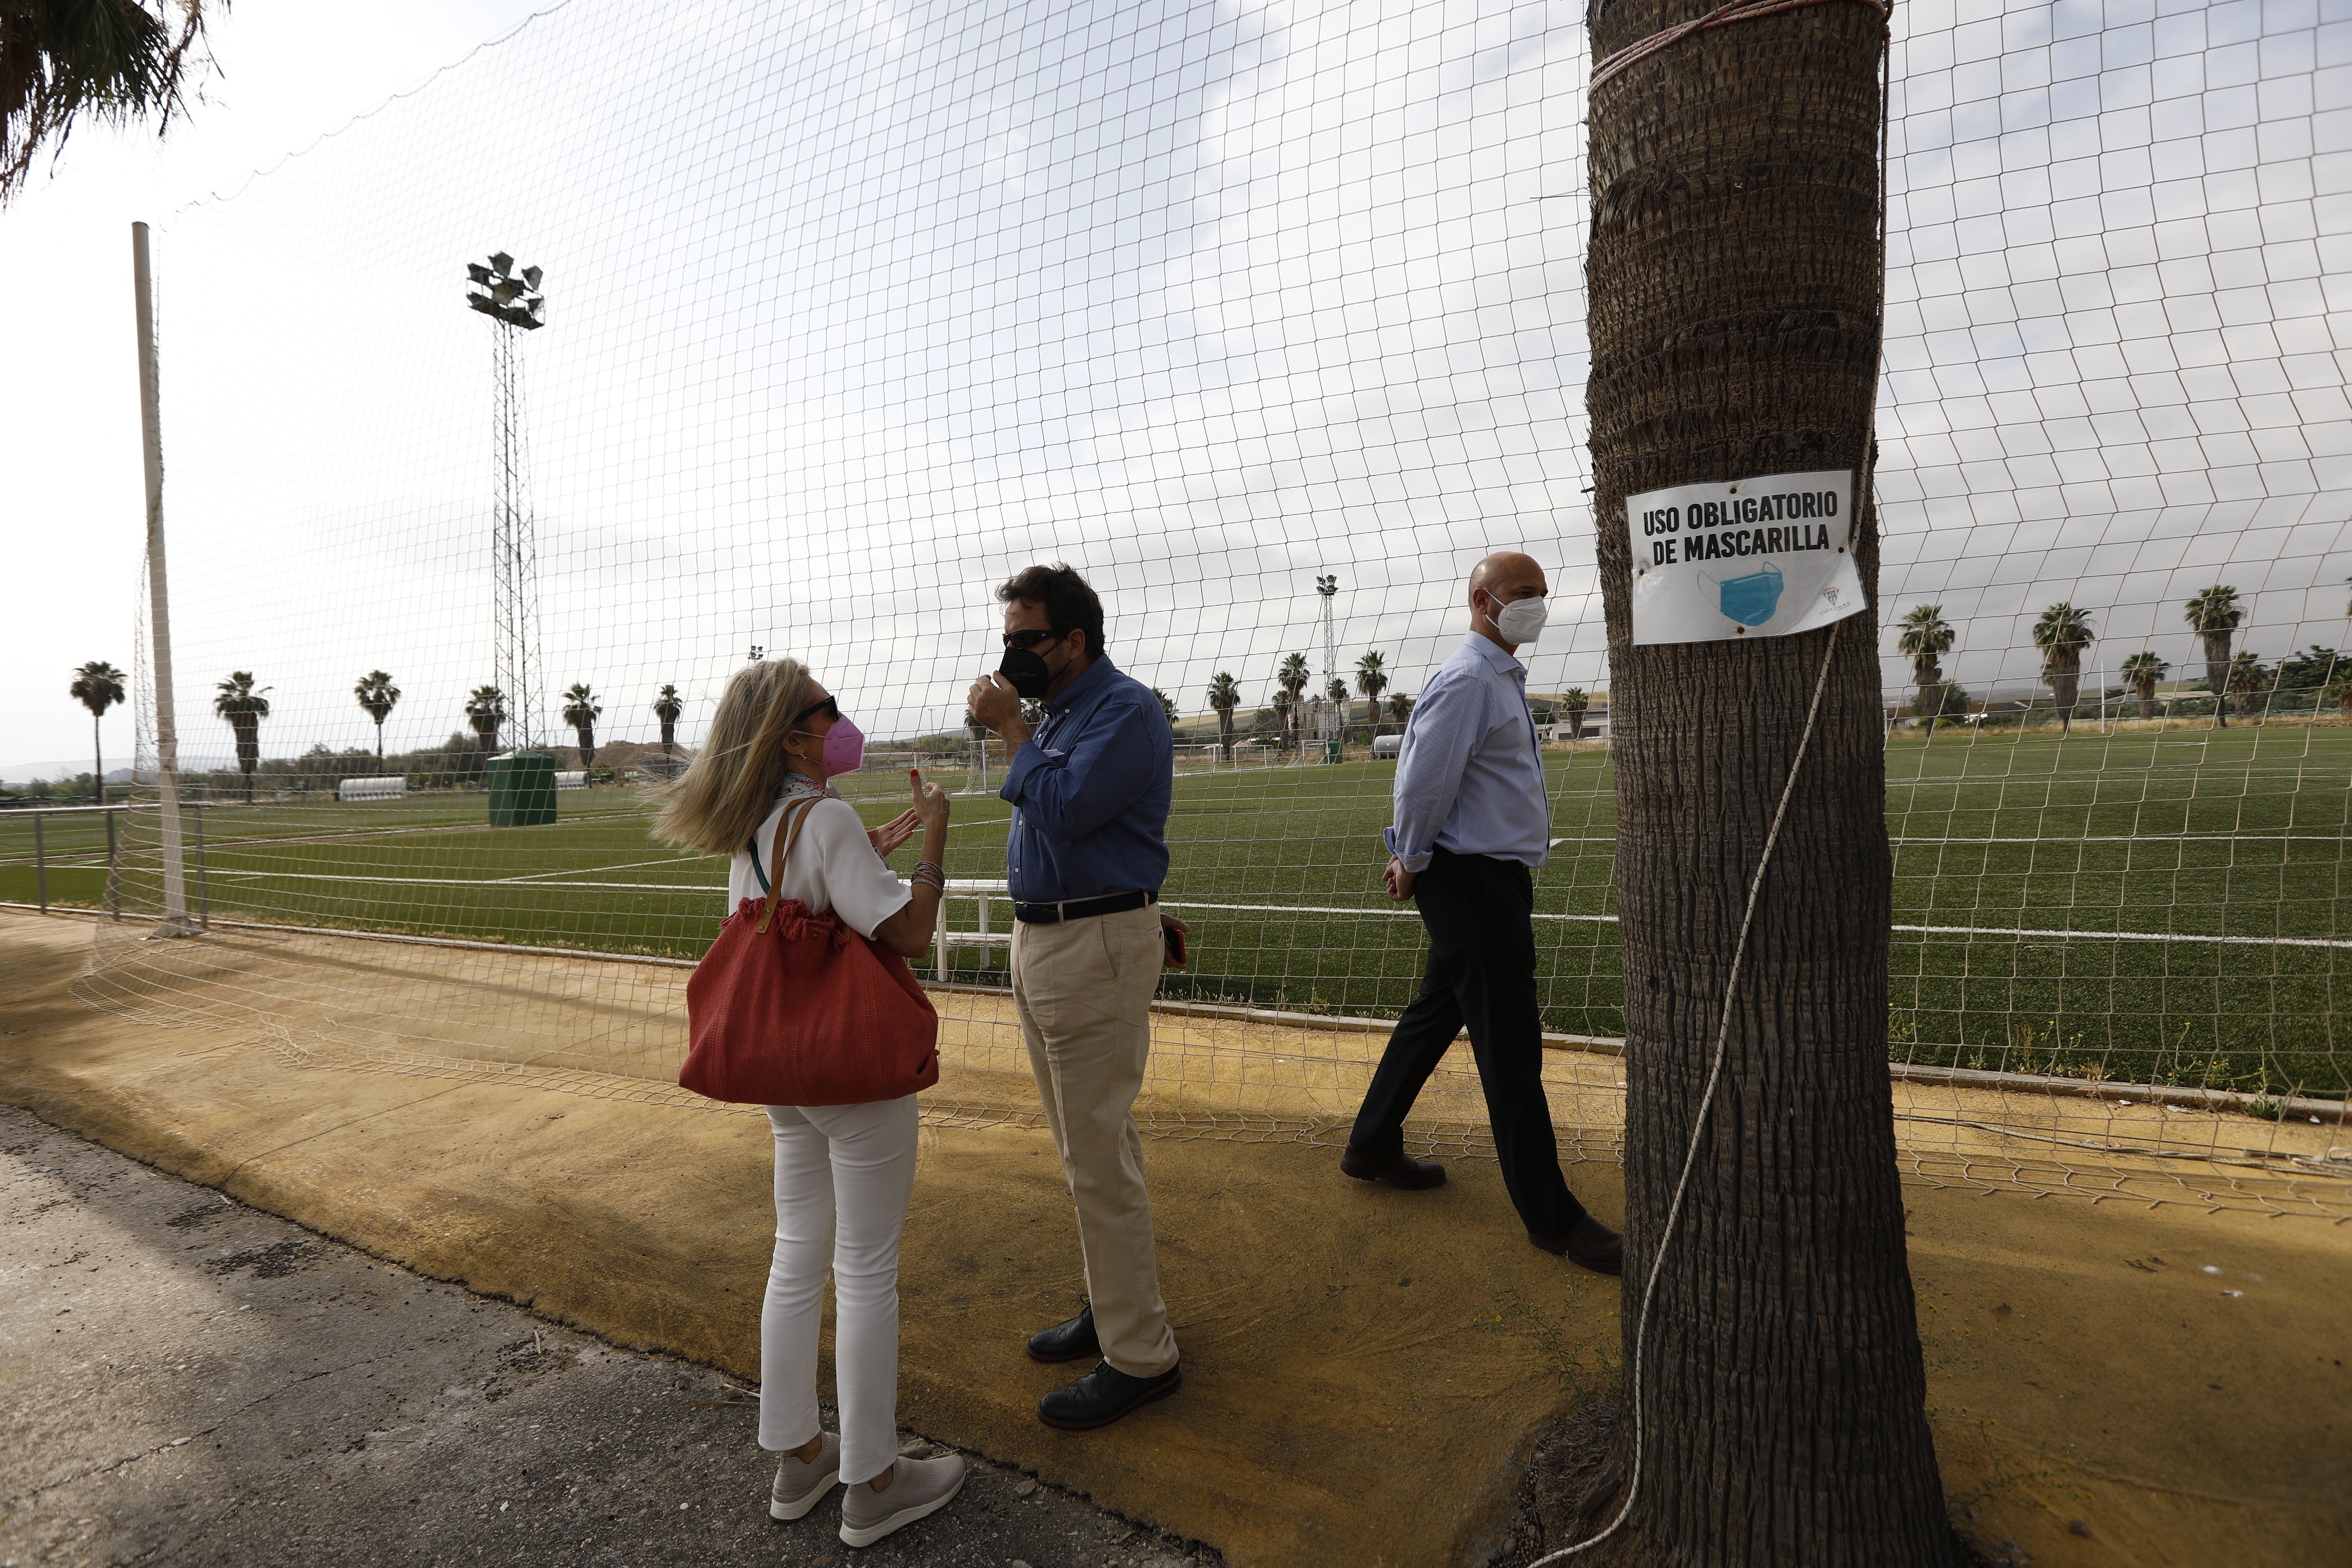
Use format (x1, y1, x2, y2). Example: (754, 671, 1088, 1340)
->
(1341, 552, 1623, 1276)
(967, 563, 1191, 1430)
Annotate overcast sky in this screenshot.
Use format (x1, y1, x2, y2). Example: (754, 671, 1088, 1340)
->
(0, 0, 548, 773)
(4, 0, 2345, 775)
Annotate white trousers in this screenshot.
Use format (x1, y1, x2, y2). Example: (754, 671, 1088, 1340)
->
(758, 1095, 919, 1485)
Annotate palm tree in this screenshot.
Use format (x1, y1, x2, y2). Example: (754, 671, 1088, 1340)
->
(1206, 672, 1242, 760)
(561, 682, 603, 783)
(2184, 584, 2244, 727)
(1151, 689, 1178, 729)
(68, 660, 126, 805)
(1386, 690, 1413, 729)
(353, 670, 400, 762)
(1557, 687, 1591, 741)
(2, 1, 216, 207)
(2228, 650, 2266, 721)
(651, 684, 684, 777)
(465, 685, 508, 767)
(2030, 603, 2094, 733)
(212, 672, 271, 803)
(1354, 651, 1389, 733)
(1894, 605, 1954, 735)
(1269, 687, 1295, 751)
(1276, 652, 1312, 750)
(1580, 7, 1958, 1560)
(2120, 652, 2168, 721)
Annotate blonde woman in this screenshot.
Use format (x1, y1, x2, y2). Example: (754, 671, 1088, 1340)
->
(656, 657, 963, 1547)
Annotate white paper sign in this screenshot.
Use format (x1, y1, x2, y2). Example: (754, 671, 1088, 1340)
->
(1626, 468, 1866, 646)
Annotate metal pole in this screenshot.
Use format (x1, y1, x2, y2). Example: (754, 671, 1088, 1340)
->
(33, 812, 45, 913)
(106, 810, 120, 917)
(194, 800, 209, 929)
(134, 222, 198, 938)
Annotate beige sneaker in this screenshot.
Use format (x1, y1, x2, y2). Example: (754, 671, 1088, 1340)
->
(768, 1432, 841, 1521)
(838, 1452, 966, 1547)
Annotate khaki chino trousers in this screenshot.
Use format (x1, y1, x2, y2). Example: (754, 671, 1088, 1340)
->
(1010, 900, 1179, 1377)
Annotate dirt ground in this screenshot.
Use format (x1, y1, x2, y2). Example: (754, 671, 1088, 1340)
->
(4, 910, 2349, 1567)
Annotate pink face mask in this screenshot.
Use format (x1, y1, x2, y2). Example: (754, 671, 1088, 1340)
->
(793, 713, 865, 778)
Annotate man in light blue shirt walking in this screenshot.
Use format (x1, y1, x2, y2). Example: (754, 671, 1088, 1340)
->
(1340, 552, 1623, 1275)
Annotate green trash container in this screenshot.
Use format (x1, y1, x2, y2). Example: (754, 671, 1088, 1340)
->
(486, 751, 558, 826)
(1323, 739, 1343, 765)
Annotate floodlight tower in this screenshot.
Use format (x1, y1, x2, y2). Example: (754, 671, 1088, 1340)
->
(1317, 573, 1336, 738)
(467, 252, 547, 751)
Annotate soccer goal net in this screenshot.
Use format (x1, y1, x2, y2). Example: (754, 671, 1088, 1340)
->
(40, 0, 2346, 1218)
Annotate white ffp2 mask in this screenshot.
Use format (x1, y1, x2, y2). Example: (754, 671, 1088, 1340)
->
(1491, 593, 1548, 646)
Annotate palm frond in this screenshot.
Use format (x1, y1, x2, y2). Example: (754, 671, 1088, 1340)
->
(2, 0, 217, 205)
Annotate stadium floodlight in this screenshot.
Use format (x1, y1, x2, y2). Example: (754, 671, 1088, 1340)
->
(468, 252, 550, 758)
(1314, 574, 1341, 750)
(466, 251, 545, 330)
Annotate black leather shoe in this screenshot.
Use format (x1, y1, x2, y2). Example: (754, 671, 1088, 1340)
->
(1339, 1146, 1446, 1190)
(1037, 1358, 1182, 1431)
(1025, 1304, 1100, 1364)
(1529, 1214, 1623, 1276)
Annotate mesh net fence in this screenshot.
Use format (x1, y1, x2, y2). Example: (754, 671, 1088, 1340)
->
(7, 0, 2346, 1218)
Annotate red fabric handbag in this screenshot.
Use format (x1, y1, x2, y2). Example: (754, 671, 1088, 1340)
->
(680, 797, 940, 1107)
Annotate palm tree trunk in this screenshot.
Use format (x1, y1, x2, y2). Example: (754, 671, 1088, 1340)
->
(375, 719, 385, 763)
(93, 715, 104, 808)
(2052, 670, 2078, 734)
(1582, 3, 1956, 1563)
(2203, 633, 2231, 727)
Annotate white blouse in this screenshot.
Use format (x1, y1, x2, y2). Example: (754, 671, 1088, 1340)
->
(726, 787, 912, 940)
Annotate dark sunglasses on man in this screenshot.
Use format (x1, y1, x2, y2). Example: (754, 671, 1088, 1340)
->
(1001, 628, 1068, 650)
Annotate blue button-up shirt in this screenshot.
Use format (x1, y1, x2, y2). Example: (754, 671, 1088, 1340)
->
(999, 654, 1173, 901)
(1383, 633, 1552, 871)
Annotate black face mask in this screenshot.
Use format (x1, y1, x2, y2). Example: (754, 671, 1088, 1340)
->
(998, 645, 1054, 700)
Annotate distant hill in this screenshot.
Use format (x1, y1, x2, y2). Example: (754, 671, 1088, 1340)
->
(0, 759, 136, 786)
(548, 739, 693, 775)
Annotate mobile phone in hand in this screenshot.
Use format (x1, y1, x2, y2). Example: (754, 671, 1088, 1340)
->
(1162, 924, 1186, 967)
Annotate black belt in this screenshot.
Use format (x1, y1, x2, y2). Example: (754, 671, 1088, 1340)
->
(1013, 890, 1157, 925)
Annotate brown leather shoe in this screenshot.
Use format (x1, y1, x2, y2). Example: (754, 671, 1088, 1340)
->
(1339, 1146, 1446, 1190)
(1530, 1214, 1623, 1275)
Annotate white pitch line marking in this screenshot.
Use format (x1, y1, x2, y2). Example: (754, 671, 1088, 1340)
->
(169, 876, 2352, 950)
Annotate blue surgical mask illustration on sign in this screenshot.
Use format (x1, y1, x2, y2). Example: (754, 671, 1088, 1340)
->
(1699, 563, 1785, 627)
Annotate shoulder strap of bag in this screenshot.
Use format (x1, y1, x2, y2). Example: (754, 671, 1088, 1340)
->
(753, 796, 820, 935)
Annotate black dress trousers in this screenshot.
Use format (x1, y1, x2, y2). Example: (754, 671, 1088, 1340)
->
(1347, 846, 1587, 1238)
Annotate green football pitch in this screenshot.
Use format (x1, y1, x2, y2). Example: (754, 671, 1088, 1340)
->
(5, 726, 2346, 1100)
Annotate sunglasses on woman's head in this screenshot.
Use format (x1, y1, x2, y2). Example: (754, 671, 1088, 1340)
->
(1002, 628, 1064, 650)
(790, 695, 840, 728)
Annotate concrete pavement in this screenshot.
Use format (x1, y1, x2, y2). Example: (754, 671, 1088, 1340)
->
(0, 1103, 1214, 1568)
